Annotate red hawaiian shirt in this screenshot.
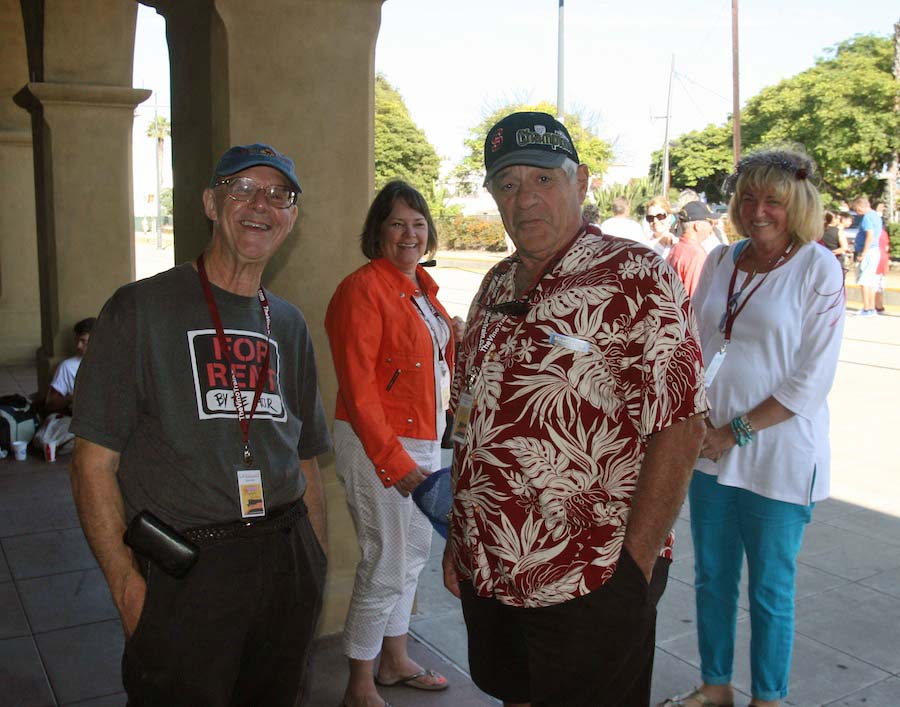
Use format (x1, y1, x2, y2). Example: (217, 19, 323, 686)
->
(449, 225, 707, 608)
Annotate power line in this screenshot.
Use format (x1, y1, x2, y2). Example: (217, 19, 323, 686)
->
(674, 71, 730, 104)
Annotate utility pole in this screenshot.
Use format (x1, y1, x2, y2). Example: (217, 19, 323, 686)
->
(154, 106, 163, 250)
(557, 0, 565, 119)
(731, 0, 741, 167)
(661, 56, 674, 196)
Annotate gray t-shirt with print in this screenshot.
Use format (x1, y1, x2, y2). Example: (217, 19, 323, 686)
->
(72, 263, 331, 530)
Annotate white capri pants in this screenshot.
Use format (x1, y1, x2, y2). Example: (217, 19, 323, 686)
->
(334, 419, 437, 660)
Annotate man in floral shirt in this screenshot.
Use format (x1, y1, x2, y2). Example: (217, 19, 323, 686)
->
(443, 111, 707, 706)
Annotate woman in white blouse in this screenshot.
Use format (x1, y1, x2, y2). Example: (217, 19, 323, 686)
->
(662, 149, 845, 707)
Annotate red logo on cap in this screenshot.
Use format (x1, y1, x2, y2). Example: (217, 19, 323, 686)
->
(491, 128, 504, 153)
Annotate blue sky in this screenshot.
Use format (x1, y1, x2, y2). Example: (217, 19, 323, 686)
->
(134, 2, 898, 183)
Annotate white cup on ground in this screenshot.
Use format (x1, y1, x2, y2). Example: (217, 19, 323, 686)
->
(44, 440, 57, 462)
(11, 441, 27, 461)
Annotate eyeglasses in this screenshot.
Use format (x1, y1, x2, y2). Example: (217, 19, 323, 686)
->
(215, 177, 297, 209)
(645, 212, 668, 223)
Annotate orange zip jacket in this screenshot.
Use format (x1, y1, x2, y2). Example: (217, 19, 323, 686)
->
(325, 258, 455, 487)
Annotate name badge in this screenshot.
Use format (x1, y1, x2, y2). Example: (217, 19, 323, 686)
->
(548, 333, 590, 353)
(237, 468, 266, 518)
(450, 390, 474, 444)
(704, 349, 727, 387)
(439, 360, 451, 411)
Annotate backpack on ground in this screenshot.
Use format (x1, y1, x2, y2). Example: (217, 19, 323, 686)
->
(0, 394, 39, 451)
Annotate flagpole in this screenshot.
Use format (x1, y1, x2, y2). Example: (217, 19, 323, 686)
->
(557, 0, 565, 118)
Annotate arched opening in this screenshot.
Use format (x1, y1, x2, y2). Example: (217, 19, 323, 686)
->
(133, 4, 173, 280)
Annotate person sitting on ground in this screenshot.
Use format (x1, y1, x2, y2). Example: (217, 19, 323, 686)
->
(600, 195, 647, 242)
(45, 317, 95, 415)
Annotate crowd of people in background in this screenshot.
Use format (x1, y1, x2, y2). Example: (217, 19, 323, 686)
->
(587, 187, 892, 314)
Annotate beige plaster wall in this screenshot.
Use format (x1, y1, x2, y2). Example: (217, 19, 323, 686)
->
(43, 0, 138, 86)
(30, 83, 149, 364)
(212, 0, 383, 634)
(24, 0, 147, 387)
(0, 1, 39, 364)
(0, 132, 40, 364)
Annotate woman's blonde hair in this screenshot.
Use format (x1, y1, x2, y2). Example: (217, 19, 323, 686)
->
(644, 195, 672, 214)
(725, 146, 822, 245)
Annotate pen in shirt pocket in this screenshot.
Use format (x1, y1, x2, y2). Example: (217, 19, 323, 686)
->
(386, 368, 401, 391)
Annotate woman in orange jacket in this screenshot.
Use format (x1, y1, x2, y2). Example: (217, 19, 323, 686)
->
(325, 181, 457, 707)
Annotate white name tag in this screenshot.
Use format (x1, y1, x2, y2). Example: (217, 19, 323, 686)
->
(237, 468, 266, 518)
(704, 349, 727, 387)
(450, 391, 474, 444)
(548, 333, 590, 353)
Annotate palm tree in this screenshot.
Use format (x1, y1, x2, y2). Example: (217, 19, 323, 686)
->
(145, 115, 171, 247)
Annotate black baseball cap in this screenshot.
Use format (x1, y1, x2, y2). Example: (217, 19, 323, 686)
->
(210, 143, 302, 194)
(483, 111, 580, 185)
(680, 201, 720, 222)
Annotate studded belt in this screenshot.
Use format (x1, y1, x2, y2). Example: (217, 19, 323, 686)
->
(183, 498, 307, 548)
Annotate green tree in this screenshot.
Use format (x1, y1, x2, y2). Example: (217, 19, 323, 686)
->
(159, 187, 174, 218)
(741, 35, 899, 200)
(145, 115, 171, 240)
(650, 123, 733, 203)
(659, 35, 900, 204)
(374, 74, 440, 201)
(452, 100, 614, 194)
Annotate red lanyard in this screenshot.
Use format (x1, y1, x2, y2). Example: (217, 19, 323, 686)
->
(721, 241, 793, 344)
(197, 254, 271, 466)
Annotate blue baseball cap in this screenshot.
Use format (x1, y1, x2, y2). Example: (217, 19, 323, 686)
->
(412, 466, 453, 539)
(210, 143, 302, 194)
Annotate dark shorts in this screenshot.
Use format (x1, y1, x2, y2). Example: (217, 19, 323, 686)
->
(123, 501, 326, 707)
(460, 548, 670, 707)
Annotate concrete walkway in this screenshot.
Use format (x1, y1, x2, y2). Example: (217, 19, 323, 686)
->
(1, 276, 898, 705)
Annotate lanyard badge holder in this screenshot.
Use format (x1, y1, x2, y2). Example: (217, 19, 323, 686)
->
(706, 241, 793, 388)
(197, 254, 271, 519)
(450, 270, 518, 444)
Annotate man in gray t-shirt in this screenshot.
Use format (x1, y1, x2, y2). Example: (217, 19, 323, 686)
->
(71, 143, 330, 705)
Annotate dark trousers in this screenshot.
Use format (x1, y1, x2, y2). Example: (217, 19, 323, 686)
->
(123, 508, 326, 707)
(460, 548, 670, 707)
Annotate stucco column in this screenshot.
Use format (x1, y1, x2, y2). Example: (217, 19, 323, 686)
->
(0, 1, 39, 364)
(0, 130, 39, 364)
(23, 82, 150, 384)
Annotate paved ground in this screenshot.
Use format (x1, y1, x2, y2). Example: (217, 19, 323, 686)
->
(1, 249, 898, 706)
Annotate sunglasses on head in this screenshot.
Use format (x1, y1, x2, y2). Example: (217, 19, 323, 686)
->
(645, 213, 668, 223)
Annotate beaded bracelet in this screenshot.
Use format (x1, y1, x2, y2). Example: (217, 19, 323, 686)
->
(729, 415, 755, 447)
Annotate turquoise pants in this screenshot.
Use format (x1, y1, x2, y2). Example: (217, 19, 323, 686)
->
(689, 470, 813, 702)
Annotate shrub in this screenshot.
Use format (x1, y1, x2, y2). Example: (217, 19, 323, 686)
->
(888, 222, 900, 261)
(436, 215, 508, 252)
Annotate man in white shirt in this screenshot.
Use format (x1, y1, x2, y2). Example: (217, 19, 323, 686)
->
(600, 196, 646, 242)
(45, 317, 95, 414)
